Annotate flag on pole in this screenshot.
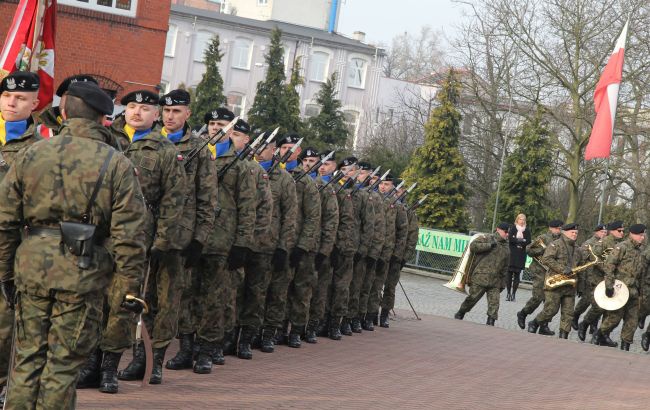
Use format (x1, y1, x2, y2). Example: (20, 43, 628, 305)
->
(584, 21, 628, 160)
(0, 0, 56, 110)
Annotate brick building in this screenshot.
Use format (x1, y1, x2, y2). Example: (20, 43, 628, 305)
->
(0, 0, 171, 102)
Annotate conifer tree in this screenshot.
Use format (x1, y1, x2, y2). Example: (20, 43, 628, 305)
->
(284, 56, 305, 134)
(189, 35, 225, 126)
(402, 69, 468, 232)
(306, 72, 349, 151)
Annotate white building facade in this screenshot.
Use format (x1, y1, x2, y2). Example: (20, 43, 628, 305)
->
(221, 0, 342, 32)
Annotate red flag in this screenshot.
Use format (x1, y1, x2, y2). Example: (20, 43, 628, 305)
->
(0, 0, 56, 110)
(584, 21, 628, 160)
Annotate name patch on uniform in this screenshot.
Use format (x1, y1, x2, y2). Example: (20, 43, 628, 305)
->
(140, 155, 157, 171)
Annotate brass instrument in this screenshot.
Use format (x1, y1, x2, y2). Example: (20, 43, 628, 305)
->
(530, 237, 549, 272)
(544, 245, 600, 290)
(444, 234, 482, 294)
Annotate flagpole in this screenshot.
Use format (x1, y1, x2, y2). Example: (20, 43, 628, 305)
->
(597, 158, 609, 224)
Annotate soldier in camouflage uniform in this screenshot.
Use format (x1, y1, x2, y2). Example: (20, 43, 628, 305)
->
(454, 223, 510, 324)
(191, 108, 255, 373)
(280, 136, 322, 348)
(516, 220, 563, 329)
(380, 183, 410, 328)
(594, 224, 646, 351)
(640, 247, 650, 351)
(258, 139, 298, 353)
(39, 75, 100, 136)
(577, 221, 625, 341)
(0, 82, 146, 410)
(572, 224, 607, 329)
(98, 90, 185, 393)
(529, 223, 581, 338)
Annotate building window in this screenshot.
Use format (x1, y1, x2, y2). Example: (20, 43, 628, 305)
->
(348, 58, 367, 88)
(227, 93, 246, 116)
(58, 0, 138, 18)
(232, 38, 253, 70)
(194, 31, 214, 62)
(304, 104, 321, 118)
(165, 25, 178, 57)
(343, 110, 360, 137)
(257, 0, 269, 5)
(309, 51, 329, 83)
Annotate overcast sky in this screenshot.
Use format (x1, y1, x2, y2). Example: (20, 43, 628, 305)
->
(337, 0, 466, 48)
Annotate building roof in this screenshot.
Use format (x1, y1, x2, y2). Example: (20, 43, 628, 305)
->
(171, 4, 382, 56)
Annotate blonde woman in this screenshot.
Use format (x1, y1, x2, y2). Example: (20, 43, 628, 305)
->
(506, 213, 531, 301)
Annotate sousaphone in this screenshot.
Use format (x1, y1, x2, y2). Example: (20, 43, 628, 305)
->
(594, 279, 629, 311)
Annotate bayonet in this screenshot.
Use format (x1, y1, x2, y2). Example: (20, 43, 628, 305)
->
(294, 150, 335, 182)
(184, 116, 240, 169)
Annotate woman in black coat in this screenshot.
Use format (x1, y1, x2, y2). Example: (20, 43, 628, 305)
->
(506, 213, 531, 301)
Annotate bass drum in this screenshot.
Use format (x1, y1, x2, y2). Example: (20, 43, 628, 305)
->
(594, 279, 629, 311)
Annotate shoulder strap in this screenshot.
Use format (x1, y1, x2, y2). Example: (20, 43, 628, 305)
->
(82, 149, 115, 223)
(0, 150, 6, 169)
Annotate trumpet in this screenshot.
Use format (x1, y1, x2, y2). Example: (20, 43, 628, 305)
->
(544, 245, 600, 290)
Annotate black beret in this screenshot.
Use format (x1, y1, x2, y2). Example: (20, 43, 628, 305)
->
(384, 173, 396, 182)
(204, 107, 235, 124)
(233, 119, 250, 134)
(56, 75, 98, 97)
(548, 219, 564, 228)
(1, 71, 39, 92)
(320, 150, 336, 162)
(66, 82, 114, 116)
(278, 134, 301, 146)
(630, 224, 646, 234)
(358, 161, 373, 170)
(594, 224, 607, 231)
(159, 89, 191, 106)
(607, 220, 624, 231)
(338, 156, 358, 169)
(120, 90, 159, 105)
(562, 223, 579, 231)
(300, 147, 320, 160)
(497, 222, 510, 231)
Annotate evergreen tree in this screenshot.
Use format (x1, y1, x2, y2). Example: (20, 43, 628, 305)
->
(189, 35, 226, 126)
(402, 69, 468, 232)
(306, 72, 349, 151)
(284, 56, 305, 134)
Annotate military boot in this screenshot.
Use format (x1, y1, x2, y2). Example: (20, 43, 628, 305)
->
(454, 311, 465, 320)
(516, 311, 526, 330)
(193, 343, 214, 374)
(351, 317, 363, 333)
(317, 314, 329, 337)
(596, 330, 618, 347)
(149, 346, 167, 385)
(288, 327, 302, 348)
(577, 321, 589, 342)
(486, 317, 495, 326)
(372, 312, 379, 326)
(620, 341, 630, 351)
(212, 345, 225, 365)
(117, 342, 145, 380)
(76, 348, 102, 388)
(558, 330, 569, 339)
(379, 309, 390, 328)
(538, 322, 555, 336)
(527, 319, 539, 334)
(99, 351, 122, 394)
(261, 327, 275, 353)
(277, 321, 290, 345)
(329, 316, 342, 340)
(571, 315, 579, 331)
(363, 313, 375, 331)
(222, 330, 236, 356)
(237, 326, 254, 359)
(589, 322, 597, 335)
(641, 332, 650, 351)
(305, 319, 319, 344)
(340, 317, 353, 336)
(639, 316, 646, 330)
(166, 333, 194, 370)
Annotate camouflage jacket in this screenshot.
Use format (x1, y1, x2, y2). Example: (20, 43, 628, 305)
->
(467, 233, 510, 288)
(0, 118, 146, 297)
(380, 197, 398, 262)
(604, 238, 646, 292)
(289, 167, 321, 252)
(578, 234, 604, 289)
(261, 167, 297, 254)
(314, 176, 339, 257)
(392, 202, 409, 259)
(404, 210, 419, 262)
(204, 141, 256, 256)
(247, 158, 273, 253)
(526, 231, 560, 277)
(169, 125, 218, 249)
(1, 117, 43, 181)
(541, 235, 582, 292)
(109, 116, 186, 251)
(366, 189, 384, 260)
(592, 234, 622, 278)
(334, 185, 356, 255)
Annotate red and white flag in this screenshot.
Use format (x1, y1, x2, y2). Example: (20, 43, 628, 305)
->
(584, 21, 628, 160)
(0, 0, 56, 110)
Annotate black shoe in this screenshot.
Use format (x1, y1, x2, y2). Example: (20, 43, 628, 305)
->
(193, 343, 214, 374)
(372, 312, 379, 326)
(516, 311, 526, 330)
(589, 322, 597, 335)
(166, 333, 194, 370)
(117, 343, 145, 381)
(305, 319, 318, 344)
(340, 318, 353, 335)
(149, 347, 167, 385)
(506, 293, 511, 301)
(288, 331, 302, 348)
(454, 311, 465, 320)
(362, 316, 375, 331)
(212, 346, 225, 365)
(558, 330, 569, 339)
(351, 317, 363, 333)
(330, 316, 342, 340)
(639, 316, 646, 330)
(598, 331, 618, 348)
(99, 351, 122, 394)
(379, 309, 390, 328)
(571, 316, 579, 331)
(511, 292, 516, 302)
(486, 317, 495, 326)
(620, 341, 630, 351)
(237, 326, 254, 359)
(261, 327, 275, 353)
(276, 322, 289, 345)
(222, 330, 236, 356)
(577, 321, 589, 342)
(527, 319, 539, 334)
(642, 332, 650, 351)
(590, 330, 601, 345)
(76, 348, 102, 388)
(538, 323, 555, 336)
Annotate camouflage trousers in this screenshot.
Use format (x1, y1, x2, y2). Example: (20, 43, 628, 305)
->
(239, 253, 273, 331)
(574, 281, 598, 320)
(347, 257, 370, 319)
(287, 252, 317, 328)
(100, 275, 138, 353)
(195, 254, 228, 345)
(0, 298, 13, 388)
(521, 272, 546, 315)
(264, 255, 292, 329)
(535, 286, 575, 333)
(309, 257, 333, 323)
(329, 252, 354, 318)
(458, 285, 501, 319)
(381, 258, 403, 311)
(359, 258, 378, 317)
(224, 267, 245, 333)
(601, 288, 639, 343)
(368, 259, 391, 315)
(638, 285, 650, 330)
(177, 265, 199, 335)
(6, 290, 102, 410)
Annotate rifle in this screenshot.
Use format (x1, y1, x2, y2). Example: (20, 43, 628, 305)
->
(216, 133, 265, 179)
(350, 166, 381, 197)
(318, 170, 345, 192)
(384, 180, 405, 199)
(183, 116, 240, 169)
(392, 182, 417, 205)
(249, 127, 280, 159)
(366, 169, 391, 193)
(336, 170, 361, 194)
(268, 137, 304, 174)
(294, 150, 335, 183)
(407, 194, 429, 213)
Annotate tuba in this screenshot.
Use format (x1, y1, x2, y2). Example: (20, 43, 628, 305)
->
(544, 245, 600, 290)
(444, 234, 482, 294)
